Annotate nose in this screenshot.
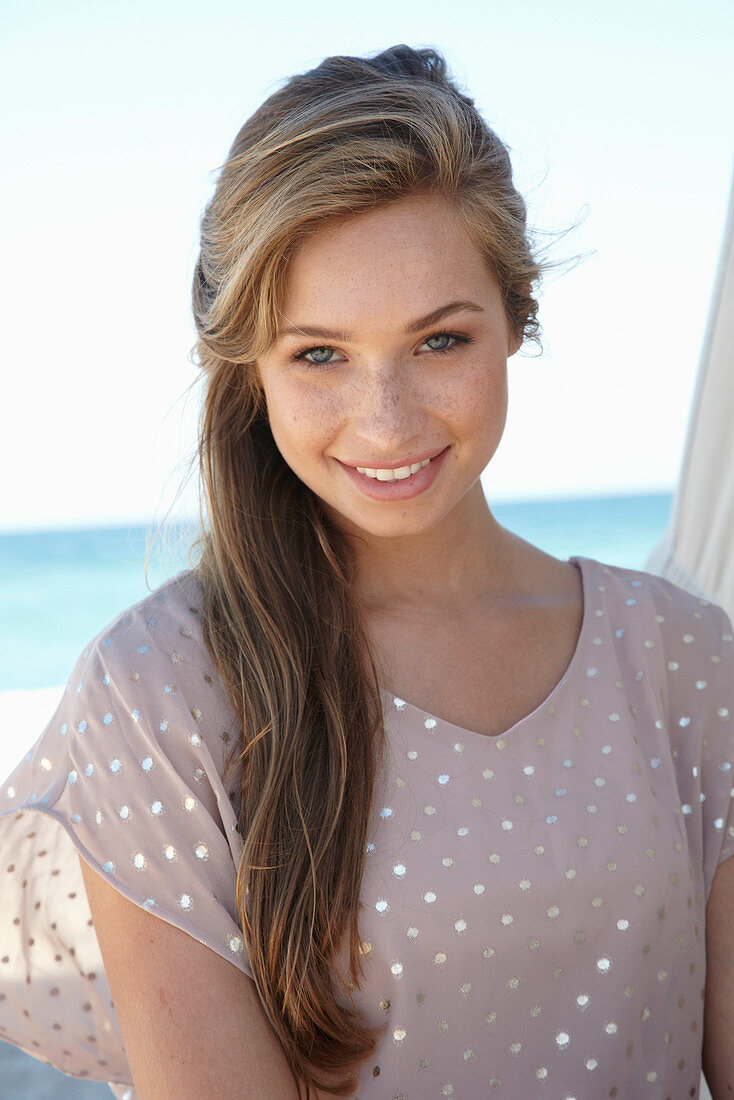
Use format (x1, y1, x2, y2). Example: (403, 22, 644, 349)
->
(351, 364, 425, 455)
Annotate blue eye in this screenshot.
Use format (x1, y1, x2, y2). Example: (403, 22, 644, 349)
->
(424, 333, 454, 351)
(304, 346, 335, 363)
(422, 331, 469, 353)
(293, 345, 343, 369)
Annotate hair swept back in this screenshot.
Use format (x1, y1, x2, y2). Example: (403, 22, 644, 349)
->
(190, 43, 545, 1095)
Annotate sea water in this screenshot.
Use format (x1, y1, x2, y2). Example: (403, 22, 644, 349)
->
(0, 491, 673, 693)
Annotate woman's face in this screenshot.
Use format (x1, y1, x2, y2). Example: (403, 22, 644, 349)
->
(255, 192, 520, 542)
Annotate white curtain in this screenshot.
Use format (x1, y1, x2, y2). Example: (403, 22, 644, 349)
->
(646, 166, 734, 622)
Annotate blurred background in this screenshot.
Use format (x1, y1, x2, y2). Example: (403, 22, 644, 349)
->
(0, 0, 731, 1094)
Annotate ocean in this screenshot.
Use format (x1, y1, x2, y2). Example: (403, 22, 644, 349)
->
(0, 491, 673, 694)
(0, 490, 684, 1098)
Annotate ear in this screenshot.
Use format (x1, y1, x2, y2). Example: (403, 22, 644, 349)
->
(508, 330, 523, 358)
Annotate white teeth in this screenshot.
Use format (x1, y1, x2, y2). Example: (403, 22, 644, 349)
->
(356, 458, 432, 481)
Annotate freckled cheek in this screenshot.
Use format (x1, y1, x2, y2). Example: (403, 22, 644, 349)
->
(266, 385, 343, 462)
(437, 364, 507, 433)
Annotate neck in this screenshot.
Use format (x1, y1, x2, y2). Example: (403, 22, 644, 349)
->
(340, 482, 515, 618)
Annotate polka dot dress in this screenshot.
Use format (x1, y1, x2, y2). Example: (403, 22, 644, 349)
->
(0, 558, 732, 1098)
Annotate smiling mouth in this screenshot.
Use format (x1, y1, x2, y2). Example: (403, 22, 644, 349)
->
(355, 458, 432, 482)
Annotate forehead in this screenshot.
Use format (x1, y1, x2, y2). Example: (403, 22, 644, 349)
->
(279, 194, 497, 328)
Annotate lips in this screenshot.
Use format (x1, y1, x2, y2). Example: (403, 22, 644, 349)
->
(339, 446, 449, 471)
(337, 446, 450, 501)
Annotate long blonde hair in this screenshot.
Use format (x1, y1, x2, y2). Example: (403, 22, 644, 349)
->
(191, 43, 544, 1095)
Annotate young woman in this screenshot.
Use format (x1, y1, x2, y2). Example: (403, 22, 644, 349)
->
(1, 44, 733, 1100)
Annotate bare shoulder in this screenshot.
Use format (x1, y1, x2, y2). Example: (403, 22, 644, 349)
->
(79, 855, 300, 1099)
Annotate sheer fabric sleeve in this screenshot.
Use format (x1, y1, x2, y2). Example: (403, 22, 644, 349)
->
(697, 604, 734, 893)
(661, 593, 734, 901)
(0, 574, 252, 1085)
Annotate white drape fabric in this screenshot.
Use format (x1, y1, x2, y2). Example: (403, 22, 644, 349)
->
(647, 167, 734, 617)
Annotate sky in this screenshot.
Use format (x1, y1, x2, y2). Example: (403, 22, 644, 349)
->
(1, 0, 732, 532)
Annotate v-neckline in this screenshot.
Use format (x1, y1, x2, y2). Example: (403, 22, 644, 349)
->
(377, 555, 592, 743)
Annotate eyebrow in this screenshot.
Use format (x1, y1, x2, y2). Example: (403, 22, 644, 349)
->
(277, 299, 485, 343)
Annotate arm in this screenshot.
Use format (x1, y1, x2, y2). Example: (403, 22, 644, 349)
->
(703, 852, 734, 1097)
(79, 855, 301, 1100)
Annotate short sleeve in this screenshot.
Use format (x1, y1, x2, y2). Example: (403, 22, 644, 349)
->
(698, 605, 734, 888)
(662, 593, 734, 901)
(0, 572, 252, 1085)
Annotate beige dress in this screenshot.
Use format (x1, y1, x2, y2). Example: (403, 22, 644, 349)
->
(0, 556, 733, 1098)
